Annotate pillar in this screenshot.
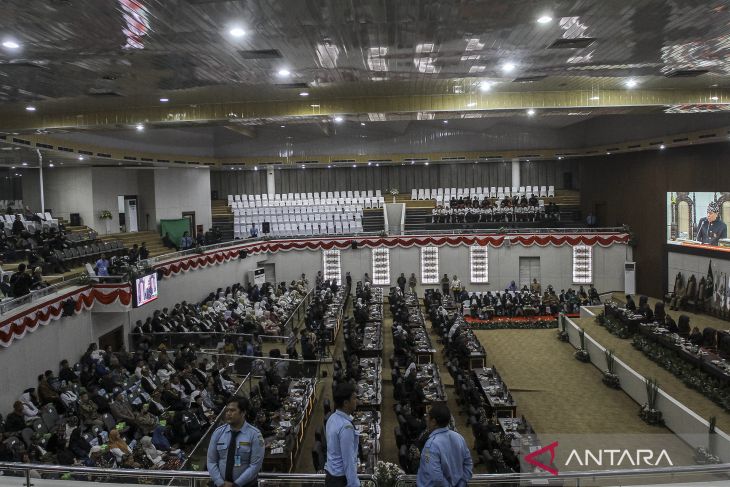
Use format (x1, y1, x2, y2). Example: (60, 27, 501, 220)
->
(266, 166, 275, 197)
(511, 158, 520, 190)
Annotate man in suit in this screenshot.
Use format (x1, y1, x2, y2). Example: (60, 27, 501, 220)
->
(697, 201, 727, 246)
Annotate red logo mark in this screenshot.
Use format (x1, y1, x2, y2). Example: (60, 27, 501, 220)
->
(524, 441, 559, 476)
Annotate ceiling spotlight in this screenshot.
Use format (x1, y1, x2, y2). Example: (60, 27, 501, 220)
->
(424, 162, 429, 166)
(411, 161, 415, 165)
(501, 62, 516, 73)
(334, 116, 343, 123)
(479, 82, 492, 92)
(301, 164, 305, 169)
(49, 163, 54, 168)
(253, 166, 258, 171)
(557, 156, 563, 160)
(2, 40, 20, 49)
(78, 155, 85, 160)
(135, 123, 144, 131)
(443, 120, 448, 124)
(466, 102, 477, 107)
(229, 27, 246, 38)
(352, 164, 356, 168)
(527, 108, 536, 116)
(21, 162, 28, 166)
(710, 96, 719, 101)
(367, 161, 372, 166)
(376, 163, 380, 167)
(310, 104, 320, 108)
(589, 96, 600, 101)
(159, 98, 169, 102)
(280, 125, 285, 128)
(659, 144, 666, 150)
(25, 106, 36, 112)
(360, 122, 366, 126)
(327, 165, 332, 168)
(299, 91, 309, 97)
(606, 151, 611, 155)
(625, 79, 638, 89)
(277, 69, 291, 77)
(537, 15, 553, 24)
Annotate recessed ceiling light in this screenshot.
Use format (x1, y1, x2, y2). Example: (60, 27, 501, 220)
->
(21, 162, 28, 166)
(424, 162, 429, 166)
(537, 15, 553, 24)
(310, 104, 320, 108)
(710, 96, 719, 101)
(360, 122, 366, 126)
(78, 156, 85, 160)
(589, 96, 600, 100)
(367, 161, 372, 166)
(253, 166, 258, 171)
(299, 91, 309, 97)
(501, 62, 516, 73)
(466, 102, 477, 107)
(10, 166, 15, 169)
(557, 156, 563, 160)
(352, 164, 356, 168)
(606, 151, 611, 155)
(625, 79, 638, 89)
(159, 98, 169, 102)
(301, 164, 305, 169)
(277, 69, 291, 77)
(327, 165, 332, 168)
(135, 123, 144, 131)
(376, 163, 380, 167)
(280, 125, 285, 128)
(334, 116, 343, 123)
(527, 108, 536, 116)
(49, 163, 54, 168)
(229, 27, 246, 38)
(659, 144, 666, 150)
(25, 106, 36, 112)
(443, 120, 448, 124)
(2, 40, 20, 49)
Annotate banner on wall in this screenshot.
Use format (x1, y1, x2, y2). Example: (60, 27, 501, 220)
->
(253, 268, 266, 286)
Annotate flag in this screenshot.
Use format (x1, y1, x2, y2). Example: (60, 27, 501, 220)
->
(707, 260, 714, 304)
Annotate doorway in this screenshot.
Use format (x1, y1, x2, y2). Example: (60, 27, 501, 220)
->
(519, 257, 541, 288)
(98, 326, 124, 352)
(182, 211, 196, 237)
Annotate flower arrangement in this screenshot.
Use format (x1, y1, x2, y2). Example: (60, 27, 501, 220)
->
(694, 447, 721, 465)
(602, 349, 620, 389)
(639, 378, 664, 425)
(574, 327, 590, 362)
(596, 312, 630, 339)
(373, 461, 405, 487)
(388, 188, 399, 196)
(471, 319, 557, 330)
(99, 210, 113, 220)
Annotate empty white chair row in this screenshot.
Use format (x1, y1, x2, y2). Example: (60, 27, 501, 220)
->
(229, 190, 382, 204)
(233, 220, 363, 238)
(231, 197, 382, 208)
(411, 186, 556, 200)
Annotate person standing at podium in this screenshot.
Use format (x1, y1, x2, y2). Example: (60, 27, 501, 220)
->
(697, 201, 727, 246)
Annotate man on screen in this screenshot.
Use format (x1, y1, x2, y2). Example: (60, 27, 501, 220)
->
(697, 201, 727, 246)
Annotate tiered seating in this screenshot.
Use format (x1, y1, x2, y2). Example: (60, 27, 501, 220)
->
(0, 199, 23, 211)
(1, 213, 59, 235)
(228, 192, 384, 238)
(411, 185, 555, 203)
(228, 190, 384, 209)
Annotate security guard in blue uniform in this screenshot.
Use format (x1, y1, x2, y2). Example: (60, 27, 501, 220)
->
(697, 201, 727, 246)
(416, 404, 473, 487)
(324, 382, 360, 487)
(207, 397, 265, 487)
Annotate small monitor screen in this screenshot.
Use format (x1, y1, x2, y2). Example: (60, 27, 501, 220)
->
(134, 273, 158, 308)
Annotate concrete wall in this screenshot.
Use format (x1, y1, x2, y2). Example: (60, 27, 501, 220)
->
(42, 167, 94, 227)
(154, 167, 212, 233)
(0, 312, 93, 412)
(667, 251, 730, 290)
(265, 242, 630, 295)
(90, 168, 143, 234)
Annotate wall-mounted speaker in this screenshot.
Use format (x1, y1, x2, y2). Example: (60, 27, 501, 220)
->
(239, 250, 248, 259)
(351, 241, 358, 249)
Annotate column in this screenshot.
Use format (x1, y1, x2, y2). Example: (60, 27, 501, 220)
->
(266, 166, 275, 197)
(511, 158, 520, 190)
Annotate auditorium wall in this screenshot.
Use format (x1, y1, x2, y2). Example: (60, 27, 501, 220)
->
(579, 141, 730, 298)
(263, 242, 629, 295)
(153, 167, 213, 233)
(0, 312, 93, 412)
(667, 251, 730, 291)
(211, 159, 580, 197)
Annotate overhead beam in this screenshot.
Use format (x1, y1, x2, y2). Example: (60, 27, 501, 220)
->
(223, 125, 257, 138)
(1, 89, 728, 131)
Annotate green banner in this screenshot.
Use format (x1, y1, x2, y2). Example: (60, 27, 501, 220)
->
(160, 218, 191, 249)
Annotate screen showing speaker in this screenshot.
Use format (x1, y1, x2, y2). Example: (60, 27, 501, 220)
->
(667, 192, 729, 252)
(134, 273, 159, 308)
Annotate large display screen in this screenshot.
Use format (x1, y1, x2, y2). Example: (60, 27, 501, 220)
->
(667, 192, 729, 251)
(134, 273, 159, 308)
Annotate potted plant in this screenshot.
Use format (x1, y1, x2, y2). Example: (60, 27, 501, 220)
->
(639, 378, 664, 425)
(99, 210, 113, 234)
(602, 349, 620, 388)
(374, 461, 405, 487)
(695, 416, 721, 464)
(574, 328, 590, 362)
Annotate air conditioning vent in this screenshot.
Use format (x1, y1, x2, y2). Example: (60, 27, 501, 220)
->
(512, 75, 548, 83)
(665, 69, 709, 78)
(238, 49, 283, 59)
(548, 37, 596, 49)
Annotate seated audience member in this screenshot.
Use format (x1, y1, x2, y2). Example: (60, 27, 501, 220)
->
(30, 267, 49, 290)
(5, 401, 27, 433)
(625, 295, 637, 312)
(179, 231, 193, 250)
(12, 215, 24, 236)
(249, 223, 259, 238)
(10, 263, 32, 297)
(689, 326, 703, 346)
(139, 242, 150, 260)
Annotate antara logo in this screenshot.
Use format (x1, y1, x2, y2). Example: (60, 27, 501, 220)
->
(566, 449, 673, 467)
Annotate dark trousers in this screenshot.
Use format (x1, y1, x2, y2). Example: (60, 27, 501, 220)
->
(325, 471, 348, 487)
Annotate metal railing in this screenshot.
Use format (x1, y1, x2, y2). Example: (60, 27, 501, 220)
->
(282, 285, 315, 335)
(402, 226, 627, 236)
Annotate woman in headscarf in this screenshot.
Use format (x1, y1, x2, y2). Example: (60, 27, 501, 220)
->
(139, 436, 182, 470)
(108, 428, 141, 468)
(68, 428, 91, 461)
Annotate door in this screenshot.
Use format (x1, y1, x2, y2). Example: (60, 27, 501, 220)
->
(182, 211, 196, 237)
(98, 326, 124, 351)
(519, 257, 540, 289)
